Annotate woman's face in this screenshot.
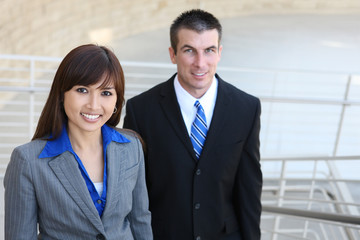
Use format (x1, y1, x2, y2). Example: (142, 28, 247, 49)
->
(63, 76, 117, 135)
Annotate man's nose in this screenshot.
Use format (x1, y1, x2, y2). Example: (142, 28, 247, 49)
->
(194, 53, 206, 68)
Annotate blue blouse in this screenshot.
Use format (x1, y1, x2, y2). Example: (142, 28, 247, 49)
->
(39, 125, 130, 216)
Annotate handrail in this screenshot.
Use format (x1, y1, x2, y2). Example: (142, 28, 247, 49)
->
(262, 155, 360, 161)
(0, 86, 50, 92)
(260, 96, 360, 106)
(2, 86, 360, 107)
(263, 205, 360, 226)
(0, 54, 62, 62)
(262, 194, 360, 208)
(2, 54, 360, 75)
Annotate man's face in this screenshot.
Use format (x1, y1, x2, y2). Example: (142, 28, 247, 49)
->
(169, 28, 222, 98)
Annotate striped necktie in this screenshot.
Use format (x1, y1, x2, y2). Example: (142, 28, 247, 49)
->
(190, 100, 208, 159)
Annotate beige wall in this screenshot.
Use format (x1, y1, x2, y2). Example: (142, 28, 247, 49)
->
(1, 0, 360, 57)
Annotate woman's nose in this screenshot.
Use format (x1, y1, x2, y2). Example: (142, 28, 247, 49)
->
(87, 93, 100, 109)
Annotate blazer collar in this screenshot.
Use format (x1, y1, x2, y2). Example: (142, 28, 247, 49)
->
(48, 138, 130, 231)
(101, 141, 127, 218)
(48, 152, 105, 232)
(160, 74, 197, 161)
(199, 74, 232, 161)
(159, 73, 232, 162)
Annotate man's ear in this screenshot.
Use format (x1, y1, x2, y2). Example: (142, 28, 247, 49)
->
(218, 45, 223, 59)
(169, 47, 177, 64)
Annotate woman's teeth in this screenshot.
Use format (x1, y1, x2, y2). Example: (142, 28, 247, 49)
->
(81, 113, 100, 119)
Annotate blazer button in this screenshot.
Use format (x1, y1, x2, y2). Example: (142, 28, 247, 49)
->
(196, 169, 201, 175)
(195, 236, 201, 240)
(194, 203, 200, 210)
(96, 233, 105, 240)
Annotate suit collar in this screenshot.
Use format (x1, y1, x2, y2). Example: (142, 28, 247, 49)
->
(159, 73, 232, 162)
(48, 140, 130, 232)
(199, 74, 232, 161)
(160, 74, 197, 161)
(48, 152, 104, 232)
(101, 141, 127, 218)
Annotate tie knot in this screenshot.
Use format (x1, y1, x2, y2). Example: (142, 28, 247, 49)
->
(194, 100, 202, 110)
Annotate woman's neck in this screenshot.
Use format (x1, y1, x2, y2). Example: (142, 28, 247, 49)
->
(67, 125, 105, 182)
(67, 126, 102, 152)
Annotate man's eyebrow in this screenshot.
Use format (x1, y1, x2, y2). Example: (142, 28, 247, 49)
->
(180, 44, 194, 50)
(180, 44, 218, 50)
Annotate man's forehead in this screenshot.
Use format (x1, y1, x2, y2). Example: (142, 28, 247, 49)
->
(177, 29, 220, 47)
(177, 28, 219, 37)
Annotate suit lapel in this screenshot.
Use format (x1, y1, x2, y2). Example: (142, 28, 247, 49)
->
(200, 76, 232, 161)
(159, 77, 197, 161)
(101, 142, 126, 218)
(48, 152, 104, 231)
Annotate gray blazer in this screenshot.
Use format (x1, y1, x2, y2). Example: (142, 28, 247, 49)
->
(4, 129, 152, 240)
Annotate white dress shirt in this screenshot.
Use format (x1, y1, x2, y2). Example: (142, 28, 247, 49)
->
(174, 75, 218, 136)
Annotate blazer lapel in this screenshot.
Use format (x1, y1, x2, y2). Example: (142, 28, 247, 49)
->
(48, 152, 104, 232)
(159, 77, 197, 161)
(200, 76, 232, 160)
(101, 141, 126, 218)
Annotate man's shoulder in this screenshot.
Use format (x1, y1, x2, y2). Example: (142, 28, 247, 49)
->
(135, 81, 167, 97)
(218, 76, 259, 103)
(128, 77, 173, 102)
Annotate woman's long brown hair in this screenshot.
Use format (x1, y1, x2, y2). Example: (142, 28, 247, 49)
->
(32, 44, 125, 140)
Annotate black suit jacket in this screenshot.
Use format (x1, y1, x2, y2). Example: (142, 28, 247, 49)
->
(124, 74, 262, 240)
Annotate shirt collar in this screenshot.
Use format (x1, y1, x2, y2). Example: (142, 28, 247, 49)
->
(39, 124, 130, 158)
(174, 74, 218, 122)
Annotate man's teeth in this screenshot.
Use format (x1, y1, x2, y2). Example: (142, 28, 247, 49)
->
(81, 113, 100, 119)
(194, 73, 205, 76)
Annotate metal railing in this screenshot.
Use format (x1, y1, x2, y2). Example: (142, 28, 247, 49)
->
(1, 54, 360, 239)
(260, 155, 360, 239)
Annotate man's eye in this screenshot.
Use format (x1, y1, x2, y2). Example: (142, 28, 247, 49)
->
(184, 49, 193, 53)
(102, 91, 112, 96)
(76, 88, 88, 93)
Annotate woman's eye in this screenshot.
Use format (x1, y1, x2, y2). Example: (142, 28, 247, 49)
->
(102, 91, 112, 96)
(76, 88, 88, 93)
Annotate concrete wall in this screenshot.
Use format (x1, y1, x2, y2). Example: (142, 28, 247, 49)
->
(1, 0, 360, 57)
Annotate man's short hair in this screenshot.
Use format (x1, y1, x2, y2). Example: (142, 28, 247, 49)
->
(170, 9, 222, 54)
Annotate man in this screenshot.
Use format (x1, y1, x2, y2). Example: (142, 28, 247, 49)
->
(124, 9, 262, 240)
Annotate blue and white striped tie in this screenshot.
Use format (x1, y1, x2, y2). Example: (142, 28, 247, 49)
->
(190, 101, 208, 159)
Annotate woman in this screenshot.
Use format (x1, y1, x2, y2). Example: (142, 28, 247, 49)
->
(4, 44, 153, 239)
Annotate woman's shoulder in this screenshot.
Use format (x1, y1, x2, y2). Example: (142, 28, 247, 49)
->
(12, 139, 47, 158)
(113, 127, 146, 150)
(111, 127, 139, 140)
(115, 127, 137, 138)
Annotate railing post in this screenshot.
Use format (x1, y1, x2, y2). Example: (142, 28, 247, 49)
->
(29, 58, 35, 140)
(332, 75, 351, 156)
(272, 160, 287, 240)
(328, 74, 358, 240)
